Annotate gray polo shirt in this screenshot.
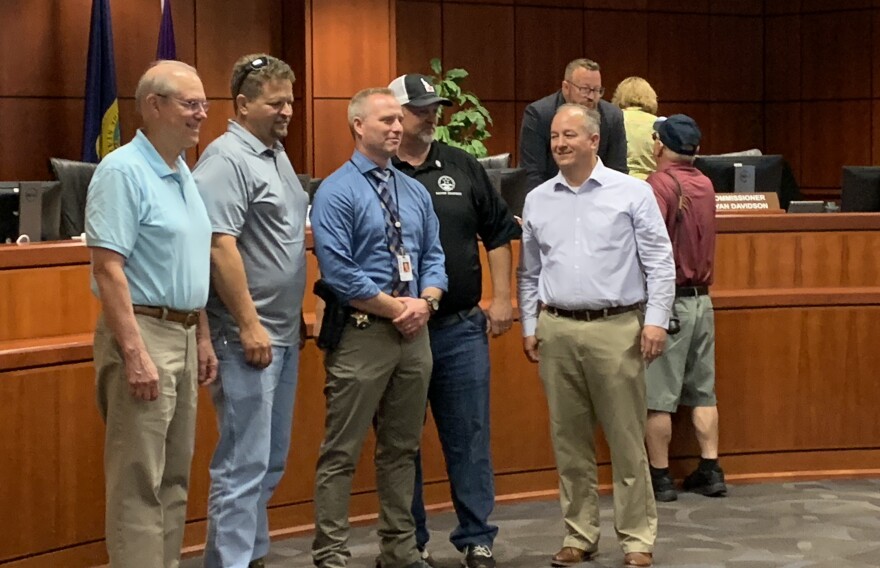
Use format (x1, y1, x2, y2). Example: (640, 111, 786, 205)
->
(194, 120, 308, 345)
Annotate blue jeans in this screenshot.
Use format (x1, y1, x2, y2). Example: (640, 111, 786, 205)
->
(203, 332, 300, 568)
(412, 309, 498, 551)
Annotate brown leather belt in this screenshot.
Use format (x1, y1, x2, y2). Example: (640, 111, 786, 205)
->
(133, 305, 200, 328)
(675, 285, 709, 298)
(544, 303, 640, 322)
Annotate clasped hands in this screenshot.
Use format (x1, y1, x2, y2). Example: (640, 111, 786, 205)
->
(392, 296, 430, 339)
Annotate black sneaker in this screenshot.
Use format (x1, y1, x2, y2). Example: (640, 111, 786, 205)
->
(651, 470, 678, 502)
(462, 544, 496, 568)
(248, 559, 266, 568)
(682, 466, 727, 497)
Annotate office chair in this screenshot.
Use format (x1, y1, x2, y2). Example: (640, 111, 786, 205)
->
(49, 158, 98, 238)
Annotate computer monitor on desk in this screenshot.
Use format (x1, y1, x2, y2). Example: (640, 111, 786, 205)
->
(694, 155, 785, 194)
(0, 181, 63, 243)
(841, 166, 880, 212)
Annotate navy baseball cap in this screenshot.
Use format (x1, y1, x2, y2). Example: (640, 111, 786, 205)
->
(388, 74, 452, 108)
(654, 114, 702, 156)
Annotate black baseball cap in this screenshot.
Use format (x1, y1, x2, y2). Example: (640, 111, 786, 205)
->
(388, 74, 452, 108)
(654, 114, 702, 156)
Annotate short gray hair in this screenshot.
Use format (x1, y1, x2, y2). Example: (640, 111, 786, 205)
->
(348, 87, 395, 127)
(134, 60, 200, 112)
(556, 103, 600, 135)
(564, 58, 601, 81)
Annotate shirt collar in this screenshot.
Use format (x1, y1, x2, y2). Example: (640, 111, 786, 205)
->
(132, 129, 185, 180)
(227, 119, 283, 157)
(391, 142, 442, 172)
(553, 156, 610, 193)
(656, 160, 694, 174)
(351, 149, 393, 174)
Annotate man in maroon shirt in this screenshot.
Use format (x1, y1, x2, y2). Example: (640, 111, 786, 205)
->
(644, 115, 726, 503)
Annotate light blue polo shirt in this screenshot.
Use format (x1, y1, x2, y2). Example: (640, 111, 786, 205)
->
(85, 130, 212, 311)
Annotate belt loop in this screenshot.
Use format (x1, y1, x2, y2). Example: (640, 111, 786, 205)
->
(160, 306, 168, 320)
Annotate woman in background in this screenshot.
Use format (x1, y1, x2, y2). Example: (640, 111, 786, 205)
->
(612, 77, 659, 180)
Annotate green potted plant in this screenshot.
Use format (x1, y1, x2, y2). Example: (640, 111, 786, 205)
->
(428, 58, 493, 158)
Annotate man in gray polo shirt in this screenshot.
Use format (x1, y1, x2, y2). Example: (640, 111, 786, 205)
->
(193, 53, 309, 568)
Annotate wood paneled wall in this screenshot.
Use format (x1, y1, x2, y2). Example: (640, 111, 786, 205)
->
(5, 1, 880, 203)
(395, 0, 765, 165)
(308, 0, 397, 177)
(764, 0, 880, 201)
(0, 0, 306, 181)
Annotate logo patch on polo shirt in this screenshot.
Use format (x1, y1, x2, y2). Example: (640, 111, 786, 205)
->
(438, 175, 456, 192)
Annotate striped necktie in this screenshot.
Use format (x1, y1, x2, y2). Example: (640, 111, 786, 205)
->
(370, 168, 409, 297)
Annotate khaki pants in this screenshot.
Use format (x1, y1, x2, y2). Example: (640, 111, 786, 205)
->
(312, 320, 432, 568)
(537, 310, 657, 554)
(95, 314, 198, 568)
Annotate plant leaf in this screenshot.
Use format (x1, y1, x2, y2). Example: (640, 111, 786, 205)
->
(430, 58, 442, 75)
(471, 139, 488, 158)
(446, 68, 468, 80)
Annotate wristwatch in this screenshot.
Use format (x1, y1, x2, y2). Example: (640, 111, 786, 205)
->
(421, 295, 440, 314)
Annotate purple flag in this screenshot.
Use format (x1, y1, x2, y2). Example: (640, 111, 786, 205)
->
(156, 0, 176, 60)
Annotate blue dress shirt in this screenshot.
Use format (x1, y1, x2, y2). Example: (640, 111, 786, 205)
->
(518, 158, 675, 337)
(310, 150, 447, 304)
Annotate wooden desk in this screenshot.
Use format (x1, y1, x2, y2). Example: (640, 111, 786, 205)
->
(3, 214, 880, 566)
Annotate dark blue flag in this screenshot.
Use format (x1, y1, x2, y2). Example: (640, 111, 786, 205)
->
(82, 0, 120, 163)
(156, 0, 177, 60)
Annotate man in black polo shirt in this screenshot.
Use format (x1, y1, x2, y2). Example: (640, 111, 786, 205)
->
(388, 74, 521, 568)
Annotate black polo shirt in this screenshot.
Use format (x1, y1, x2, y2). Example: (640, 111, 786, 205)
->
(393, 142, 521, 318)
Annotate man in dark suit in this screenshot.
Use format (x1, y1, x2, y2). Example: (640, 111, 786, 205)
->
(519, 58, 628, 189)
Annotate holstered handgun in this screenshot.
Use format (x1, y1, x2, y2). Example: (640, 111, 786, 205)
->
(313, 279, 348, 351)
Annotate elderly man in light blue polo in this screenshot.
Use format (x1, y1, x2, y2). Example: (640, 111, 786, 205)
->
(86, 60, 217, 568)
(193, 54, 309, 568)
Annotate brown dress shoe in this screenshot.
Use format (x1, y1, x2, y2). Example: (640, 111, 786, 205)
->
(623, 551, 653, 567)
(551, 546, 590, 567)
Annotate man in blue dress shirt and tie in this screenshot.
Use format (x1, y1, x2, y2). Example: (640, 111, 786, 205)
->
(518, 104, 675, 568)
(309, 87, 448, 568)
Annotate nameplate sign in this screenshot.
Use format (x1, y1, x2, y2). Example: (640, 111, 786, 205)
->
(715, 192, 781, 213)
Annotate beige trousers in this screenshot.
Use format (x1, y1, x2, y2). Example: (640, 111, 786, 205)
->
(95, 314, 198, 568)
(537, 309, 657, 554)
(312, 320, 432, 568)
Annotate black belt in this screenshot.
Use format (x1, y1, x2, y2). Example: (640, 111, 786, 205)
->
(429, 306, 482, 329)
(132, 305, 200, 328)
(544, 303, 640, 322)
(675, 285, 709, 298)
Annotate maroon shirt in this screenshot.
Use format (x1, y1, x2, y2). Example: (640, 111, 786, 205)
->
(646, 162, 716, 286)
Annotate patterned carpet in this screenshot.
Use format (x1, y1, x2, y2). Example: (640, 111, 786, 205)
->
(182, 479, 880, 567)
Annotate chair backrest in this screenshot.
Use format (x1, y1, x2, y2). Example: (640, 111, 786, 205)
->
(477, 153, 511, 170)
(702, 149, 763, 158)
(49, 158, 98, 238)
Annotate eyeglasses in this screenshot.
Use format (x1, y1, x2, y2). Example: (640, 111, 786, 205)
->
(566, 81, 605, 97)
(157, 94, 210, 113)
(233, 56, 270, 98)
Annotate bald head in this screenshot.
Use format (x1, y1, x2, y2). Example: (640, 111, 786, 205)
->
(135, 60, 201, 114)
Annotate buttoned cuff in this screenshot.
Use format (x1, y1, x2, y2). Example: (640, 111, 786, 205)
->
(644, 306, 669, 329)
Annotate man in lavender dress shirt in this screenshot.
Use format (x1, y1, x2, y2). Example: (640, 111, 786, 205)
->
(517, 104, 675, 568)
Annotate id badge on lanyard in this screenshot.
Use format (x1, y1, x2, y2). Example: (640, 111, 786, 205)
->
(397, 252, 413, 281)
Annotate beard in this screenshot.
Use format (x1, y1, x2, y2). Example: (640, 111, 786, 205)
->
(417, 128, 435, 145)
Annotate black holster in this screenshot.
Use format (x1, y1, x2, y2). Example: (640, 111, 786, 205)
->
(313, 279, 348, 351)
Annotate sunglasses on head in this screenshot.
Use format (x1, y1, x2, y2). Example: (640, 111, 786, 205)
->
(233, 57, 270, 98)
